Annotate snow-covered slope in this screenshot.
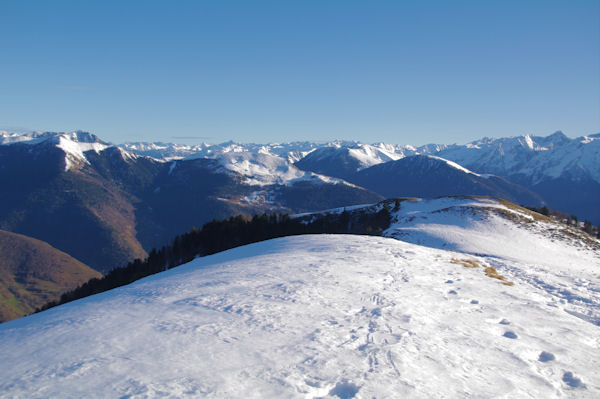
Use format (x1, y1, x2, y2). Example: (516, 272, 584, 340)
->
(385, 196, 600, 327)
(1, 219, 598, 396)
(189, 151, 354, 187)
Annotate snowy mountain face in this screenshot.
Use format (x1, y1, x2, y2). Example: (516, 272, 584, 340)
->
(1, 197, 598, 397)
(430, 131, 600, 185)
(294, 144, 405, 180)
(204, 151, 357, 187)
(421, 132, 600, 223)
(0, 131, 118, 171)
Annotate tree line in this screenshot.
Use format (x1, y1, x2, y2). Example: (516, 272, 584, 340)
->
(526, 205, 599, 238)
(36, 207, 391, 313)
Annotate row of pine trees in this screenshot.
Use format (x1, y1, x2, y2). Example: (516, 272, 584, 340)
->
(37, 207, 391, 313)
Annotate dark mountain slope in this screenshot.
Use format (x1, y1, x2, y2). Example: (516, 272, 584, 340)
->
(134, 158, 257, 250)
(0, 143, 148, 273)
(0, 229, 100, 322)
(0, 138, 383, 272)
(347, 155, 544, 206)
(134, 158, 383, 250)
(295, 146, 366, 180)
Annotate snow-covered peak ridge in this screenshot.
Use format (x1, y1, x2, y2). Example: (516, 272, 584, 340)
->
(419, 155, 481, 176)
(0, 130, 38, 144)
(121, 140, 321, 163)
(347, 144, 402, 168)
(0, 130, 56, 145)
(458, 131, 572, 152)
(207, 151, 353, 187)
(6, 130, 598, 182)
(0, 131, 138, 171)
(430, 132, 600, 184)
(296, 143, 411, 175)
(213, 152, 304, 185)
(0, 130, 107, 146)
(119, 131, 596, 175)
(120, 141, 211, 161)
(53, 134, 110, 171)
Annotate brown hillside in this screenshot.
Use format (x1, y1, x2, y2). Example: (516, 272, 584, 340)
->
(0, 229, 101, 323)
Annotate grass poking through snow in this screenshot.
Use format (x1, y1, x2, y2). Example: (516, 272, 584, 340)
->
(484, 266, 514, 286)
(451, 258, 514, 286)
(451, 258, 480, 268)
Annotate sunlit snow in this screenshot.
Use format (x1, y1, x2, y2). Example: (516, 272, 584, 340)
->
(1, 210, 598, 397)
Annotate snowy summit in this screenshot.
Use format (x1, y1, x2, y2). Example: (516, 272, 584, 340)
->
(0, 197, 598, 398)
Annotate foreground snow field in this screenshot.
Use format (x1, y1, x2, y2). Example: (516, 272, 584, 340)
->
(0, 232, 598, 397)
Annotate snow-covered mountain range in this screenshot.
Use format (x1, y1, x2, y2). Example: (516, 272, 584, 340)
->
(4, 129, 598, 183)
(1, 197, 598, 397)
(0, 131, 382, 275)
(0, 128, 597, 281)
(116, 131, 600, 184)
(3, 129, 597, 223)
(126, 131, 600, 224)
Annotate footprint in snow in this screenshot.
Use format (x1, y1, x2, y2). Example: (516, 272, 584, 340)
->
(562, 371, 585, 389)
(503, 331, 518, 339)
(445, 280, 454, 284)
(499, 319, 511, 325)
(329, 381, 360, 399)
(538, 351, 555, 362)
(448, 290, 458, 295)
(370, 308, 382, 317)
(470, 299, 479, 304)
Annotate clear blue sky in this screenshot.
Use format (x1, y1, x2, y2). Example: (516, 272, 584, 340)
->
(0, 0, 598, 145)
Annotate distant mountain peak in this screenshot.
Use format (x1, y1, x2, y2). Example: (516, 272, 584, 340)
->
(65, 130, 106, 144)
(0, 131, 111, 170)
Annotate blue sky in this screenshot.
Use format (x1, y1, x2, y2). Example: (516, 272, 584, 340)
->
(0, 1, 598, 145)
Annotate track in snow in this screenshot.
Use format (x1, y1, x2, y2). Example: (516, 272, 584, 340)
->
(0, 235, 598, 398)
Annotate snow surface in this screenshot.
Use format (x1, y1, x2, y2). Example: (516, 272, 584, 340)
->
(385, 197, 600, 327)
(1, 217, 599, 397)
